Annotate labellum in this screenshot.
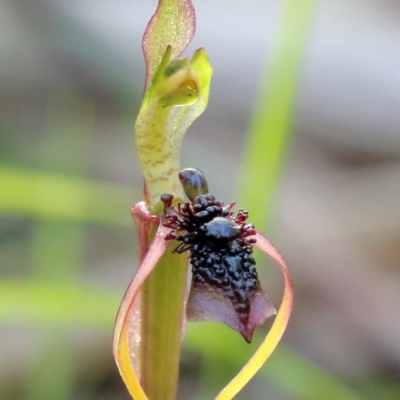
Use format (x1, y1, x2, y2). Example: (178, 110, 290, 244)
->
(162, 168, 276, 342)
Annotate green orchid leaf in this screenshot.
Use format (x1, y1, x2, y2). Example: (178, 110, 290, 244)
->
(142, 0, 196, 89)
(135, 46, 212, 210)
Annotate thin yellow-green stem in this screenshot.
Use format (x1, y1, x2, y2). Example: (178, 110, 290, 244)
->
(140, 228, 188, 400)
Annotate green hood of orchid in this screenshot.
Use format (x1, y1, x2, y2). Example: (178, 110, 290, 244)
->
(135, 46, 212, 212)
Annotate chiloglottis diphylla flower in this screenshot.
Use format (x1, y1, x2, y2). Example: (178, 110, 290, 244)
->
(112, 2, 292, 396)
(113, 174, 293, 400)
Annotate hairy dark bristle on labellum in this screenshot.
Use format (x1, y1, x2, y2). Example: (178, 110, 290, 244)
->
(161, 169, 275, 343)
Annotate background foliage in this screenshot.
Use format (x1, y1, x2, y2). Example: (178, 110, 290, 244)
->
(1, 0, 400, 399)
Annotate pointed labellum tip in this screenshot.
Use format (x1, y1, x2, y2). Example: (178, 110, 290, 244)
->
(186, 281, 276, 342)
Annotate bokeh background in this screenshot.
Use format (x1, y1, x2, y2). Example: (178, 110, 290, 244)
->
(1, 0, 400, 399)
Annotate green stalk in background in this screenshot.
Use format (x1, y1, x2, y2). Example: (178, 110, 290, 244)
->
(26, 102, 93, 400)
(238, 0, 317, 229)
(225, 0, 319, 398)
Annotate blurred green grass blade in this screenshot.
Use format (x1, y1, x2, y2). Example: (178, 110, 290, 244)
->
(185, 324, 362, 400)
(0, 166, 137, 226)
(0, 279, 119, 327)
(26, 108, 89, 400)
(31, 109, 90, 280)
(264, 346, 360, 400)
(232, 2, 358, 400)
(31, 221, 85, 280)
(238, 0, 316, 229)
(26, 334, 73, 400)
(0, 280, 363, 400)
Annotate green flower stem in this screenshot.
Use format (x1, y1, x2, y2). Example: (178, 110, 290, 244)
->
(132, 43, 211, 399)
(133, 48, 211, 398)
(140, 228, 188, 400)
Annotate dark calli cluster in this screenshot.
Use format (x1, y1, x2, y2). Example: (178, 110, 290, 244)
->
(161, 168, 273, 342)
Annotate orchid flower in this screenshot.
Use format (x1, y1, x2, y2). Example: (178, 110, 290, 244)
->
(112, 1, 293, 399)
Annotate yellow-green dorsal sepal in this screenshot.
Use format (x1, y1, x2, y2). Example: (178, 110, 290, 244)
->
(135, 46, 213, 212)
